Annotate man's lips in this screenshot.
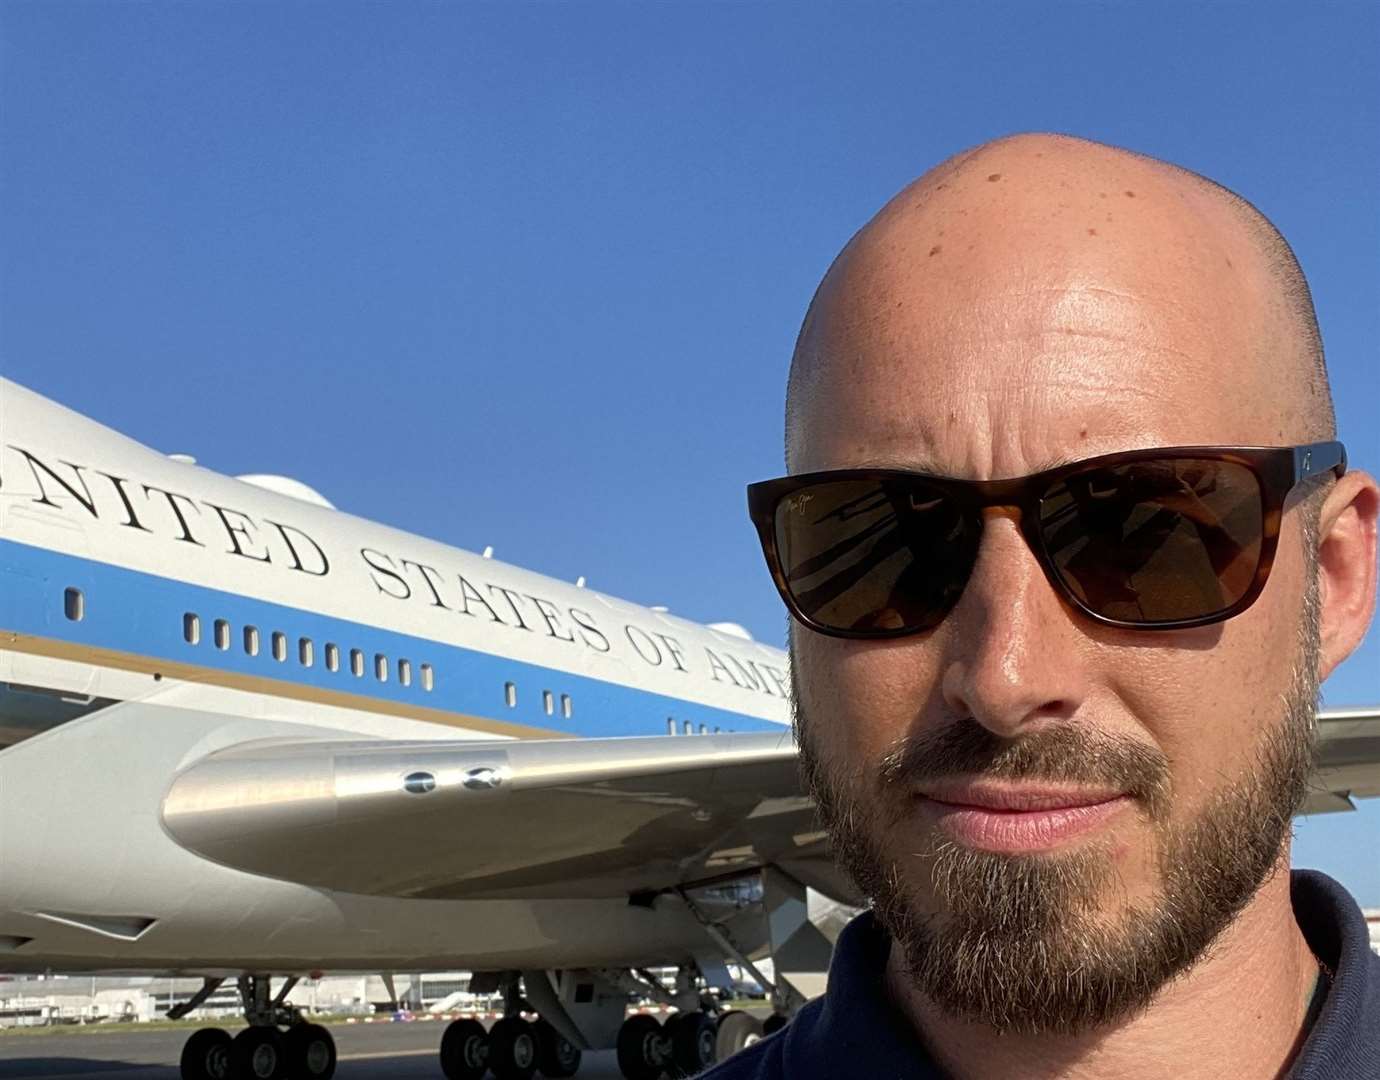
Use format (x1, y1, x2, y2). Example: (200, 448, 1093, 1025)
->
(913, 782, 1131, 852)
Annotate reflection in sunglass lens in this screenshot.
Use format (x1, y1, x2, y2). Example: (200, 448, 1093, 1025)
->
(1038, 459, 1263, 623)
(773, 479, 982, 633)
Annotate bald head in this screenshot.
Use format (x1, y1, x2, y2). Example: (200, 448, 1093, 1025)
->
(786, 133, 1334, 472)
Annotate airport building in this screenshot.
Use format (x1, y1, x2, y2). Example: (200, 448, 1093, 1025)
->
(0, 972, 493, 1028)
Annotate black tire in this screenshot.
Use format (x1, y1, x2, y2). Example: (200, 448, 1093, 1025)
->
(761, 1013, 789, 1036)
(229, 1027, 286, 1080)
(616, 1013, 668, 1080)
(669, 1011, 716, 1076)
(533, 1017, 582, 1077)
(488, 1016, 539, 1080)
(180, 1027, 232, 1080)
(439, 1018, 489, 1080)
(714, 1011, 764, 1061)
(283, 1023, 336, 1079)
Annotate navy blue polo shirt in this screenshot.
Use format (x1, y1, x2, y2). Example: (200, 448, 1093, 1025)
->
(701, 870, 1380, 1078)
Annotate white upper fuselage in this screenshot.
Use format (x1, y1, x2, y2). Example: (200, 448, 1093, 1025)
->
(0, 377, 790, 746)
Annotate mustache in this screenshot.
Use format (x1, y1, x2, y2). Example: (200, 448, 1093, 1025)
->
(874, 721, 1172, 817)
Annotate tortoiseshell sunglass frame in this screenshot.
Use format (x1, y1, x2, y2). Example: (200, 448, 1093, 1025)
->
(747, 442, 1346, 639)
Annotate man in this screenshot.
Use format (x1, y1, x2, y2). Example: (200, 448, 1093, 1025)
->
(710, 134, 1380, 1078)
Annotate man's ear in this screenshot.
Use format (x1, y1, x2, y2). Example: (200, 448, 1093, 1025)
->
(1315, 470, 1379, 681)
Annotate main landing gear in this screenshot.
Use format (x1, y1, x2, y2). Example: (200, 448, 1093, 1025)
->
(614, 1008, 760, 1080)
(440, 1005, 750, 1080)
(176, 976, 337, 1080)
(440, 982, 582, 1080)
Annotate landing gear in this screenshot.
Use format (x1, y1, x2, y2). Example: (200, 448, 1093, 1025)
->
(175, 976, 335, 1080)
(179, 1027, 231, 1080)
(715, 1010, 764, 1059)
(617, 1013, 670, 1080)
(488, 1016, 538, 1080)
(440, 1017, 490, 1080)
(230, 1027, 285, 1080)
(666, 1011, 716, 1077)
(534, 1018, 582, 1078)
(284, 1022, 337, 1079)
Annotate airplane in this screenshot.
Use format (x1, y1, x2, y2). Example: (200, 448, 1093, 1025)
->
(1, 376, 1377, 1080)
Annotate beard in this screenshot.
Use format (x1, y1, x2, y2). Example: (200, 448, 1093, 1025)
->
(793, 576, 1322, 1036)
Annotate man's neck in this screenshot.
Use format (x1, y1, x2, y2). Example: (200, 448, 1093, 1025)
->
(886, 863, 1322, 1080)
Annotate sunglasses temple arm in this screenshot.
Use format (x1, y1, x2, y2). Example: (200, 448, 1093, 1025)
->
(1293, 441, 1347, 483)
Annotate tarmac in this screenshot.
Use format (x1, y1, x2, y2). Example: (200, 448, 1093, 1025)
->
(0, 1018, 630, 1079)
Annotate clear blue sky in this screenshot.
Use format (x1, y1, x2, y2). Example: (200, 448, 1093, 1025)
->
(2, 3, 1377, 900)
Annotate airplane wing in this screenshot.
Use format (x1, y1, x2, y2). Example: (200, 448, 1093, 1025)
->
(161, 707, 1380, 901)
(161, 727, 846, 901)
(1304, 706, 1380, 814)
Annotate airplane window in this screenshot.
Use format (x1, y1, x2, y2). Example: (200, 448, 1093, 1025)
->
(561, 693, 572, 719)
(504, 682, 517, 708)
(398, 659, 412, 687)
(420, 663, 434, 691)
(350, 648, 364, 677)
(325, 643, 340, 672)
(299, 638, 313, 667)
(683, 720, 693, 736)
(183, 613, 201, 645)
(374, 653, 388, 682)
(699, 723, 708, 735)
(214, 620, 230, 651)
(272, 632, 287, 662)
(63, 587, 84, 622)
(542, 690, 554, 716)
(244, 626, 260, 656)
(667, 717, 676, 735)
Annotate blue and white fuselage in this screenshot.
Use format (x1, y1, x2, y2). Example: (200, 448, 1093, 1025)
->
(0, 378, 792, 975)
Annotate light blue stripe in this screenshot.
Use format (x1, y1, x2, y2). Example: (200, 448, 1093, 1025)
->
(0, 538, 783, 737)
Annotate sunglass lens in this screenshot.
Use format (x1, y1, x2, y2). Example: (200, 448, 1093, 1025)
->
(773, 479, 981, 634)
(1038, 458, 1264, 624)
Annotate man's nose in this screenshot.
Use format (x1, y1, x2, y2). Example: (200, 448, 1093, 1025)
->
(940, 512, 1094, 739)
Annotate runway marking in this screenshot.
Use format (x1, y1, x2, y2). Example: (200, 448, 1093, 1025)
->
(340, 1047, 437, 1060)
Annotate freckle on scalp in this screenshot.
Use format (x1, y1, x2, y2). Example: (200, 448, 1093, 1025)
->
(1087, 228, 1098, 236)
(987, 173, 1002, 182)
(1124, 190, 1136, 198)
(929, 245, 942, 257)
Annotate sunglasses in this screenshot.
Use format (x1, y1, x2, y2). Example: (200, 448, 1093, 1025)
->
(748, 443, 1345, 638)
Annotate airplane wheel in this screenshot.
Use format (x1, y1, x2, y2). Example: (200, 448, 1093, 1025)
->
(440, 1018, 489, 1080)
(668, 1011, 716, 1076)
(180, 1027, 232, 1080)
(714, 1011, 764, 1061)
(488, 1016, 538, 1080)
(284, 1022, 336, 1079)
(616, 1013, 668, 1080)
(761, 1013, 788, 1035)
(230, 1026, 286, 1080)
(534, 1018, 582, 1077)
